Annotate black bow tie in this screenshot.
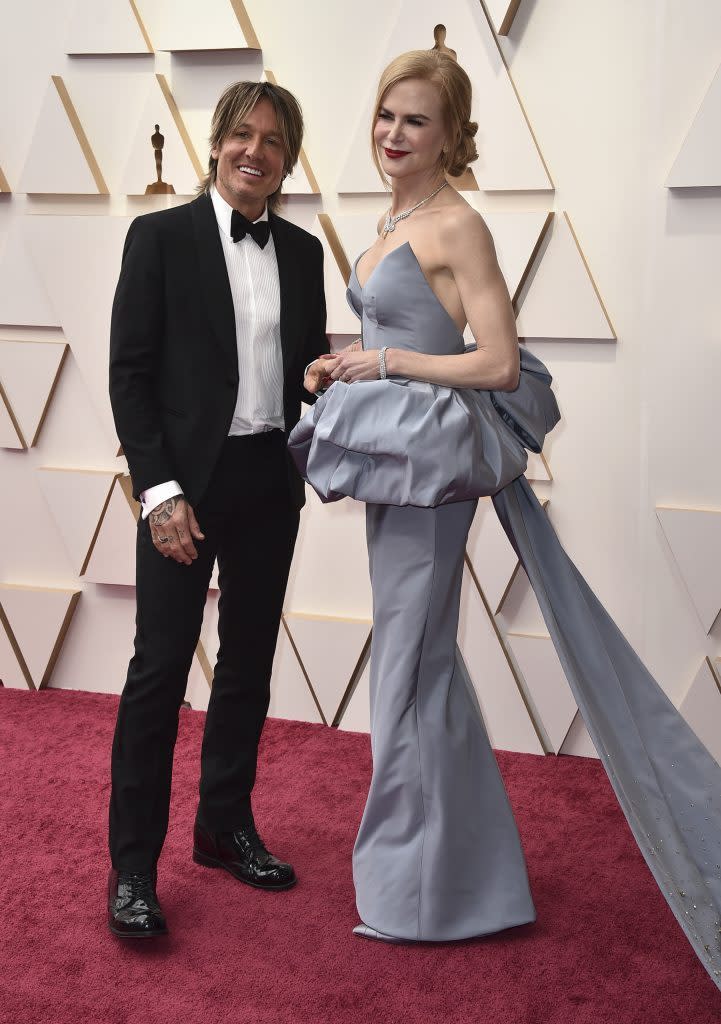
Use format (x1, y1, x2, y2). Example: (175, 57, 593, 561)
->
(230, 209, 271, 248)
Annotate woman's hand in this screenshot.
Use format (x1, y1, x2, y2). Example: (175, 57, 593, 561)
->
(329, 347, 383, 384)
(304, 353, 339, 394)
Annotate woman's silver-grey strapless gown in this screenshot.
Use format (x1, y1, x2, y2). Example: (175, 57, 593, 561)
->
(347, 245, 534, 940)
(289, 243, 721, 988)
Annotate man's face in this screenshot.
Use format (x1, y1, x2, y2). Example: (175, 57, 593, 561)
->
(212, 98, 286, 216)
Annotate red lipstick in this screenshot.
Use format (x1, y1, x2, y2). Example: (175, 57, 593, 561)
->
(384, 148, 408, 159)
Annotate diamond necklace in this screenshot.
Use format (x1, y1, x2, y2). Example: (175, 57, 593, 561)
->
(381, 180, 448, 238)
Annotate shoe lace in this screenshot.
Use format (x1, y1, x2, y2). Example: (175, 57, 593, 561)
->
(120, 872, 157, 906)
(243, 823, 267, 854)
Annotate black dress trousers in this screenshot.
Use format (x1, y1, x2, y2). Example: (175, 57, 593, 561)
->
(109, 430, 299, 872)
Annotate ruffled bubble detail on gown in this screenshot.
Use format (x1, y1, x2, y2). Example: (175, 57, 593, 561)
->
(288, 242, 721, 987)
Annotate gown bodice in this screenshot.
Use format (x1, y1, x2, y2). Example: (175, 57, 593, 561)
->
(348, 243, 465, 356)
(288, 241, 560, 508)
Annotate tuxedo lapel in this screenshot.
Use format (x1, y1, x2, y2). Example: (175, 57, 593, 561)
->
(270, 213, 301, 381)
(190, 193, 238, 374)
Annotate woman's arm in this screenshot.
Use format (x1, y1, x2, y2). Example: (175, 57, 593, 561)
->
(329, 210, 520, 392)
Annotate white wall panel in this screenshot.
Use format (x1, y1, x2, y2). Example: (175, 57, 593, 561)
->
(284, 613, 371, 724)
(0, 223, 60, 327)
(66, 0, 152, 55)
(515, 213, 616, 340)
(0, 0, 719, 761)
(667, 64, 721, 187)
(657, 507, 721, 634)
(37, 468, 119, 576)
(17, 78, 106, 195)
(26, 215, 132, 448)
(135, 0, 260, 52)
(0, 340, 67, 447)
(679, 658, 721, 766)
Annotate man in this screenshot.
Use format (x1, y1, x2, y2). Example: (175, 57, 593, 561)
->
(107, 80, 329, 938)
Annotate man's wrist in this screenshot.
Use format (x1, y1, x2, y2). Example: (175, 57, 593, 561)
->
(140, 480, 183, 519)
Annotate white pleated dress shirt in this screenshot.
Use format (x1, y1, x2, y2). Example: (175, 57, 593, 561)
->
(140, 186, 283, 518)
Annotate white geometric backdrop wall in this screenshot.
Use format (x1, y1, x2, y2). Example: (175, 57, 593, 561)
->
(1, 0, 720, 763)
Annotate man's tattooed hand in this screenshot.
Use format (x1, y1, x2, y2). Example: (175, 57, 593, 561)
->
(150, 495, 182, 529)
(148, 494, 205, 565)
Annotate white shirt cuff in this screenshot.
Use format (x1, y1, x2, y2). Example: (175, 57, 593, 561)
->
(140, 481, 183, 520)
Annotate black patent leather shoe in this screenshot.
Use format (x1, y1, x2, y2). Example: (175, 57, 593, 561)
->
(107, 869, 168, 938)
(192, 821, 297, 891)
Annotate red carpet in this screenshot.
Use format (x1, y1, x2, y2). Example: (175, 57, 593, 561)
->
(1, 687, 718, 1024)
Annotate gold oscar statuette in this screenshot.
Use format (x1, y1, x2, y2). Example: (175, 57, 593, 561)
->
(145, 124, 175, 195)
(432, 24, 457, 60)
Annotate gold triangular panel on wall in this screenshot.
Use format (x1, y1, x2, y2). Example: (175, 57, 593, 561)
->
(313, 215, 361, 334)
(262, 70, 320, 195)
(0, 612, 33, 689)
(657, 506, 721, 634)
(466, 497, 519, 616)
(268, 623, 323, 724)
(667, 64, 721, 187)
(0, 584, 80, 690)
(559, 712, 598, 758)
(185, 652, 212, 711)
(0, 222, 60, 328)
(65, 0, 153, 54)
(331, 212, 385, 284)
(17, 77, 108, 195)
(194, 591, 219, 692)
(458, 562, 544, 754)
(515, 212, 616, 340)
(119, 74, 202, 195)
(484, 0, 523, 36)
(0, 388, 25, 449)
(525, 451, 552, 482)
(84, 474, 138, 586)
(284, 613, 372, 724)
(0, 340, 67, 448)
(135, 0, 260, 51)
(506, 632, 577, 753)
(468, 208, 553, 306)
(0, 165, 10, 192)
(26, 214, 132, 447)
(678, 657, 721, 765)
(337, 0, 552, 193)
(36, 468, 119, 576)
(337, 659, 371, 733)
(63, 73, 164, 196)
(467, 495, 549, 615)
(283, 490, 372, 623)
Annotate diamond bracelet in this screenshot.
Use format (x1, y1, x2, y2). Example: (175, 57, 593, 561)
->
(378, 346, 388, 380)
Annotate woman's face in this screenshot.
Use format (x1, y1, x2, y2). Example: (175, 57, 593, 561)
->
(373, 77, 449, 182)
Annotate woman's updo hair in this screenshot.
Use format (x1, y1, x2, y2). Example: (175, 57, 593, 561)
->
(371, 49, 479, 184)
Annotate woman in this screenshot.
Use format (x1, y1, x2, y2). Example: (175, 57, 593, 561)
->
(291, 49, 721, 988)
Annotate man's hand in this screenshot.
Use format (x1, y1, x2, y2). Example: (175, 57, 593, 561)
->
(304, 353, 339, 395)
(149, 495, 205, 565)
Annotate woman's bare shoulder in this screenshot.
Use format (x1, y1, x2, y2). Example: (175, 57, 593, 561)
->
(438, 198, 495, 259)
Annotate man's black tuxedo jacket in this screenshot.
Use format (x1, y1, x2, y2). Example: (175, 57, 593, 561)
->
(109, 191, 328, 511)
